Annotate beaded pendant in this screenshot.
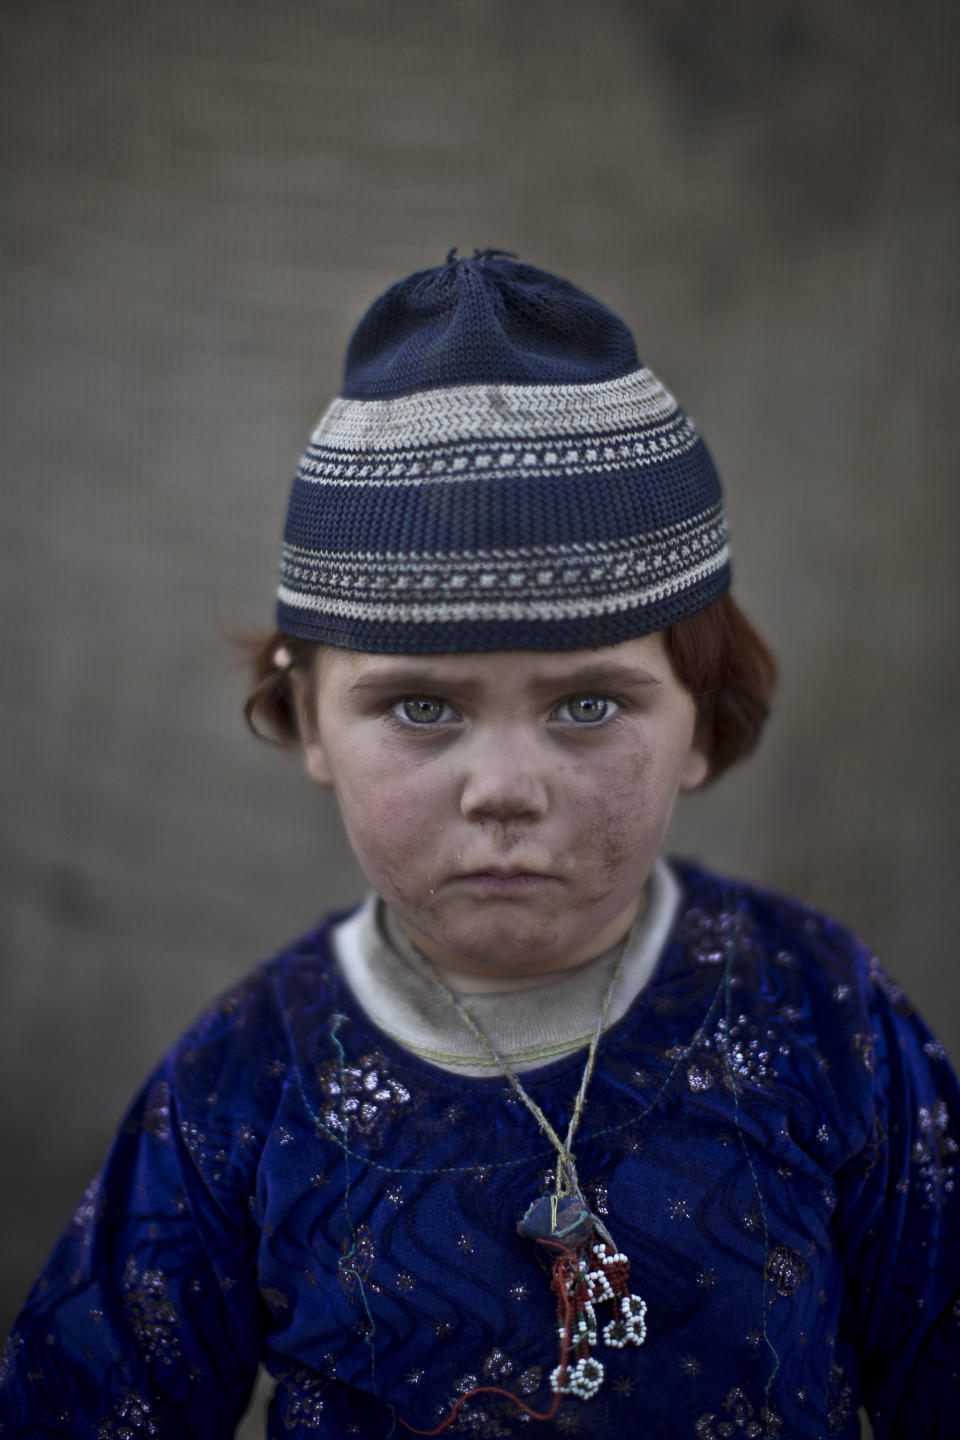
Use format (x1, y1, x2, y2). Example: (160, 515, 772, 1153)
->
(517, 1194, 647, 1400)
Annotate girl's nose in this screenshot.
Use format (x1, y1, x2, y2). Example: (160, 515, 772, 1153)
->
(458, 728, 550, 825)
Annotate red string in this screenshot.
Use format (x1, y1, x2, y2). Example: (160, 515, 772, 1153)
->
(400, 1238, 577, 1435)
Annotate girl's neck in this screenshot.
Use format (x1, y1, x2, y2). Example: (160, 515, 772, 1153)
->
(384, 897, 645, 996)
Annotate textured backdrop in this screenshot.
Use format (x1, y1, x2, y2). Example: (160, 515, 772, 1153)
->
(2, 6, 957, 1426)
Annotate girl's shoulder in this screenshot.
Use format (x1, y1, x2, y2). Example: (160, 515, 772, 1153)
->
(159, 906, 363, 1121)
(664, 856, 954, 1111)
(669, 855, 888, 999)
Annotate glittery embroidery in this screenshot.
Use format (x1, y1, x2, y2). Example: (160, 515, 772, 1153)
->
(260, 1283, 292, 1318)
(316, 1048, 411, 1146)
(674, 906, 733, 966)
(97, 1387, 162, 1436)
(585, 1181, 609, 1216)
(180, 1119, 211, 1175)
(695, 1386, 781, 1438)
(434, 1381, 519, 1438)
(276, 1367, 329, 1429)
(121, 1258, 181, 1366)
(912, 1099, 957, 1210)
(516, 1365, 542, 1394)
(687, 1062, 714, 1092)
(481, 1347, 513, 1383)
(556, 1414, 584, 1433)
(826, 1359, 853, 1435)
(867, 956, 911, 1015)
(0, 1332, 22, 1386)
(142, 1081, 171, 1142)
(711, 1010, 777, 1088)
(850, 1032, 875, 1073)
(763, 1246, 811, 1299)
(71, 1174, 105, 1241)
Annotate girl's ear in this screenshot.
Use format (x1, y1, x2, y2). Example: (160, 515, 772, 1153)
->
(679, 744, 710, 793)
(288, 664, 335, 789)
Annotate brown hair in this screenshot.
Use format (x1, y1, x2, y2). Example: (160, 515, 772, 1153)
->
(663, 592, 776, 779)
(241, 592, 776, 780)
(241, 632, 319, 747)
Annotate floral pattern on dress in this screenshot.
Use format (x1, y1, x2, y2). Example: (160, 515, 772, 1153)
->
(97, 1388, 162, 1437)
(121, 1257, 181, 1367)
(695, 1386, 781, 1438)
(912, 1099, 957, 1211)
(316, 1049, 411, 1148)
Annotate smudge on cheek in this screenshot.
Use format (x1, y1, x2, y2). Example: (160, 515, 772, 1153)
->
(590, 798, 634, 880)
(568, 744, 671, 890)
(589, 749, 651, 877)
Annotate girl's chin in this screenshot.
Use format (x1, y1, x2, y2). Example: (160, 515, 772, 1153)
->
(407, 919, 595, 978)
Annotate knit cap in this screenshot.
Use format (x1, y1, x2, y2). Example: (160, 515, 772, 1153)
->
(277, 249, 730, 652)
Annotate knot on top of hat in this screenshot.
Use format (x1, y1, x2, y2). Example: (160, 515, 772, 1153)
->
(444, 247, 519, 267)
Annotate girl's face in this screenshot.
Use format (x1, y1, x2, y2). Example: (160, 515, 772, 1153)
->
(301, 635, 708, 983)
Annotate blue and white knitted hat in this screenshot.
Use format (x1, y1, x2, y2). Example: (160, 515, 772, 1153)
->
(277, 250, 730, 652)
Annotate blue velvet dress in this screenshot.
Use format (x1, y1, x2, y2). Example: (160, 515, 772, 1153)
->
(2, 863, 959, 1438)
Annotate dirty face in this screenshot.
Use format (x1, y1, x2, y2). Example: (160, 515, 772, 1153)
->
(302, 636, 707, 983)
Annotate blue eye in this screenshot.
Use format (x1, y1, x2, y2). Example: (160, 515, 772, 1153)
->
(400, 697, 447, 725)
(562, 696, 611, 724)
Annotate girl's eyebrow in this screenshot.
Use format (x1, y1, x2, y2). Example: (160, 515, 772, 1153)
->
(346, 663, 663, 696)
(530, 664, 663, 694)
(347, 668, 473, 696)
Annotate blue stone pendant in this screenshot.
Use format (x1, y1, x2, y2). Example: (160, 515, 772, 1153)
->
(516, 1193, 597, 1246)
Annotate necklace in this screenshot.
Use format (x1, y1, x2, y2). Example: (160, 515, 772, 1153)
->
(398, 911, 649, 1421)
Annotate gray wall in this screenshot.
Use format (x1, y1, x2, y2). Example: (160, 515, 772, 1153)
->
(2, 4, 957, 1411)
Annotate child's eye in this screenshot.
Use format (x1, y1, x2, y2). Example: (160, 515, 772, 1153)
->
(555, 695, 615, 725)
(394, 696, 455, 726)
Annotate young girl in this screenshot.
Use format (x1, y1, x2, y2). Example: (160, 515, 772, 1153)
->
(2, 251, 958, 1439)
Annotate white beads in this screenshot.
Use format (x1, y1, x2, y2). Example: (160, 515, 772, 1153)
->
(547, 1237, 648, 1403)
(568, 1302, 598, 1348)
(551, 1355, 605, 1399)
(602, 1293, 647, 1348)
(582, 1265, 614, 1303)
(602, 1319, 629, 1348)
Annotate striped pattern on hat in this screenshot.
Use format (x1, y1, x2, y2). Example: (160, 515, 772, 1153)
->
(277, 251, 730, 652)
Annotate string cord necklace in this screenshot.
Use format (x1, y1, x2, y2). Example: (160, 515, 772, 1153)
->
(397, 909, 649, 1433)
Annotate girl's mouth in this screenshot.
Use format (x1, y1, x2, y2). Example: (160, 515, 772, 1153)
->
(454, 871, 554, 896)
